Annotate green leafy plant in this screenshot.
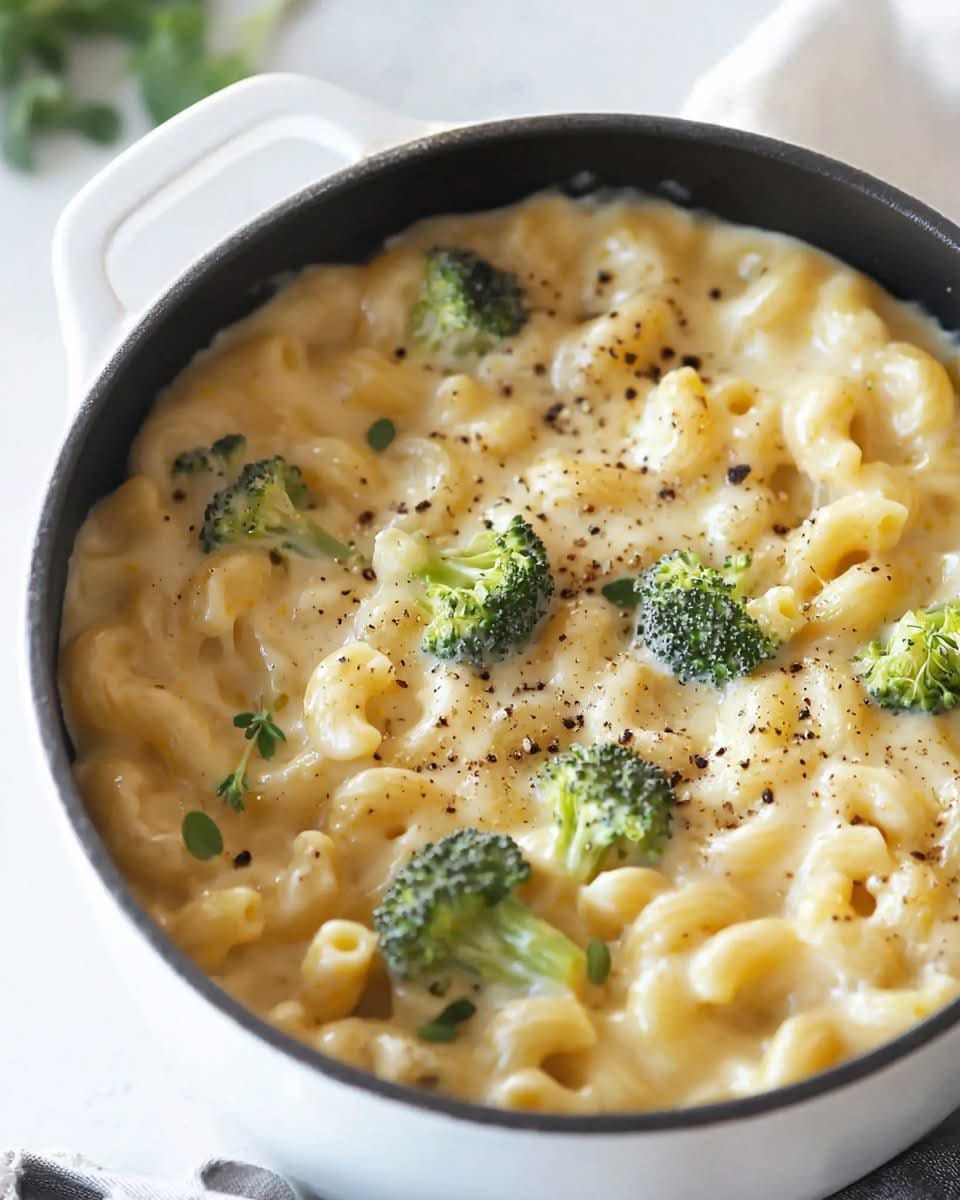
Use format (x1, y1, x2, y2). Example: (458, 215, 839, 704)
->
(3, 71, 118, 168)
(0, 0, 294, 171)
(216, 707, 285, 812)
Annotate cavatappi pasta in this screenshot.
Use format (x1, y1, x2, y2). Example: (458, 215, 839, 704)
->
(61, 192, 960, 1112)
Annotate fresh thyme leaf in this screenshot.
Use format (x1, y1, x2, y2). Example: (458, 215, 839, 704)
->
(182, 809, 223, 859)
(218, 707, 284, 810)
(417, 997, 476, 1043)
(215, 768, 247, 813)
(3, 72, 120, 170)
(366, 418, 396, 453)
(586, 939, 611, 985)
(416, 1020, 459, 1043)
(255, 714, 285, 759)
(601, 577, 640, 609)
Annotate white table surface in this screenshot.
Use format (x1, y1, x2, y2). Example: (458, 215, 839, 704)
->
(0, 0, 780, 1175)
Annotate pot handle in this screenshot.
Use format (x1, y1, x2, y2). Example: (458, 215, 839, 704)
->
(52, 72, 440, 398)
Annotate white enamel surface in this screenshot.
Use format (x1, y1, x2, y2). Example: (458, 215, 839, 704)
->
(52, 73, 436, 396)
(57, 802, 960, 1200)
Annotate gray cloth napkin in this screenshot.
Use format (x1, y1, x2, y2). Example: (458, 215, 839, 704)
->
(6, 1125, 960, 1200)
(1, 1154, 305, 1200)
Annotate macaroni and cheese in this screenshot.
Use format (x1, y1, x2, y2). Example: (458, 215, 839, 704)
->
(60, 193, 960, 1112)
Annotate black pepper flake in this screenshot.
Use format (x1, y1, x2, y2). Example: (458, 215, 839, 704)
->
(533, 362, 547, 376)
(773, 523, 789, 536)
(694, 755, 709, 769)
(708, 287, 723, 300)
(362, 567, 377, 582)
(521, 737, 541, 755)
(660, 346, 676, 361)
(233, 850, 252, 868)
(658, 487, 676, 501)
(618, 729, 634, 745)
(727, 464, 751, 485)
(624, 352, 637, 365)
(358, 510, 375, 526)
(681, 354, 702, 369)
(761, 788, 775, 804)
(625, 387, 638, 400)
(597, 270, 612, 284)
(414, 500, 432, 513)
(172, 489, 186, 503)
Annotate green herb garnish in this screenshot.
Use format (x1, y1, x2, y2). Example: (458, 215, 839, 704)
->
(366, 417, 396, 453)
(601, 577, 640, 608)
(0, 0, 294, 171)
(417, 997, 477, 1043)
(182, 810, 223, 859)
(216, 707, 285, 812)
(586, 939, 611, 985)
(3, 72, 119, 170)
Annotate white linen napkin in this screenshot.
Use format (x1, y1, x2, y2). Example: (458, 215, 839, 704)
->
(683, 0, 960, 224)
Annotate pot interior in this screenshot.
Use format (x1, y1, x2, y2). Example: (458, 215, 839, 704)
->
(29, 112, 960, 1129)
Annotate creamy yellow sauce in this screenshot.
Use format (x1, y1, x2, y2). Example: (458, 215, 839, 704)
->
(60, 193, 960, 1112)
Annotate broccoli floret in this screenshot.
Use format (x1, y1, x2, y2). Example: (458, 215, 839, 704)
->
(410, 246, 528, 357)
(636, 549, 778, 685)
(537, 742, 675, 882)
(415, 515, 553, 666)
(374, 828, 584, 990)
(172, 432, 246, 476)
(200, 456, 353, 560)
(855, 601, 960, 713)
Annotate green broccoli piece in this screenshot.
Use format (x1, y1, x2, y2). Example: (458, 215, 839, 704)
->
(855, 601, 960, 713)
(636, 549, 778, 685)
(200, 455, 353, 561)
(374, 828, 585, 990)
(415, 515, 553, 666)
(172, 432, 246, 476)
(410, 246, 528, 358)
(536, 742, 675, 882)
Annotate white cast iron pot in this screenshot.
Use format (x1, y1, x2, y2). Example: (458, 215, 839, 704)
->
(29, 72, 960, 1200)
